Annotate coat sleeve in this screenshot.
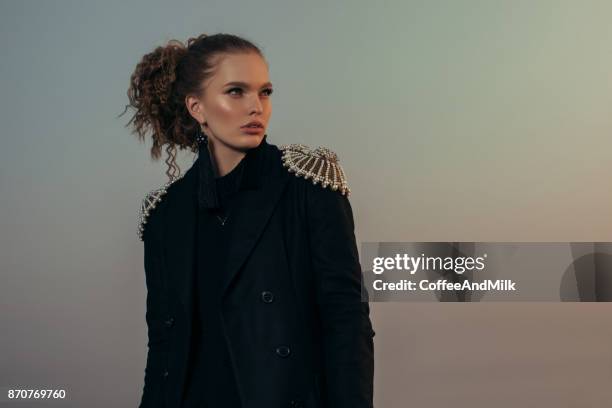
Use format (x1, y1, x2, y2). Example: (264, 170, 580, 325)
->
(305, 183, 375, 408)
(138, 218, 169, 408)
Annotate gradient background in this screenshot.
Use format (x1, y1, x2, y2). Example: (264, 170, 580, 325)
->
(1, 0, 612, 406)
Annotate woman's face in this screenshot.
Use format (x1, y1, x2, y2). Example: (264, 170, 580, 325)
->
(189, 51, 273, 152)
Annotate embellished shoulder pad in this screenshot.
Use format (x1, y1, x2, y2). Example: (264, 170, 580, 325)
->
(278, 144, 351, 196)
(137, 176, 183, 241)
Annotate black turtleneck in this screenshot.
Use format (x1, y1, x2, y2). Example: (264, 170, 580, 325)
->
(181, 154, 246, 408)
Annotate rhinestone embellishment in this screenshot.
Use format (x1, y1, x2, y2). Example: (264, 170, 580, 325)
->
(278, 144, 351, 196)
(137, 176, 183, 241)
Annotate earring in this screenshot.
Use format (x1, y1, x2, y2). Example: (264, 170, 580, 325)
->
(195, 124, 207, 145)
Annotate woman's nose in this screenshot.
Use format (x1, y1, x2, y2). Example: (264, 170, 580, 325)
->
(248, 94, 264, 113)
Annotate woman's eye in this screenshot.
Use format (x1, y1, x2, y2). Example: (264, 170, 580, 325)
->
(227, 87, 273, 96)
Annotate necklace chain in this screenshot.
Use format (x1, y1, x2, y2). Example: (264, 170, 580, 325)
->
(215, 208, 230, 226)
(216, 214, 228, 225)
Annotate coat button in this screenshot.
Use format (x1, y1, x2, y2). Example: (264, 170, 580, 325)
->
(289, 400, 303, 408)
(275, 345, 291, 358)
(162, 370, 169, 378)
(164, 317, 175, 328)
(261, 291, 274, 303)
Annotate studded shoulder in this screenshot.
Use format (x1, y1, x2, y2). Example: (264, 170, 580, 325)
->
(278, 143, 351, 196)
(137, 176, 183, 241)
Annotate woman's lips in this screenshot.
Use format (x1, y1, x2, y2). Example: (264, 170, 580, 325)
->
(241, 126, 264, 134)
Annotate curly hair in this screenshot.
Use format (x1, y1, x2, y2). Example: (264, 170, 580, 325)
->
(118, 33, 264, 180)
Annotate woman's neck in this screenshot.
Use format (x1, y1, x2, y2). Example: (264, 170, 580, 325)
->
(207, 136, 247, 178)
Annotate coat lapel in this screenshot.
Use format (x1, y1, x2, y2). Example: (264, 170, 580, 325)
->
(220, 171, 290, 299)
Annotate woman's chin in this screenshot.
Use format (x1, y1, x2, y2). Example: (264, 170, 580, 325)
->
(237, 133, 265, 148)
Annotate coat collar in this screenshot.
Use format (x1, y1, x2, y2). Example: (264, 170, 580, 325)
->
(163, 134, 291, 319)
(195, 134, 269, 210)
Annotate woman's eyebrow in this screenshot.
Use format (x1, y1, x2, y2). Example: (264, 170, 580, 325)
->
(224, 81, 273, 88)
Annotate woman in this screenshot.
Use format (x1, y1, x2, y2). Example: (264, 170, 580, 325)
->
(123, 33, 375, 408)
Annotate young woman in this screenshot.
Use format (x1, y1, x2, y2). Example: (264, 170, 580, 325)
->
(123, 33, 375, 408)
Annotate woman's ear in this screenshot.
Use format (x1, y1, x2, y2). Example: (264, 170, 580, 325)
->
(185, 94, 205, 124)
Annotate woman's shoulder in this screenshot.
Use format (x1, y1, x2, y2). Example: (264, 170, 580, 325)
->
(274, 142, 355, 227)
(137, 174, 185, 241)
(275, 142, 351, 197)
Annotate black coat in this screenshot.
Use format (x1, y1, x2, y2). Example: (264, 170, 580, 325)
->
(138, 137, 375, 408)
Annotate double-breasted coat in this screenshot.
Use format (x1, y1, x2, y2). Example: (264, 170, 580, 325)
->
(137, 136, 375, 408)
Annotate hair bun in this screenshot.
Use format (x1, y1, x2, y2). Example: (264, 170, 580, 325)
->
(126, 39, 187, 123)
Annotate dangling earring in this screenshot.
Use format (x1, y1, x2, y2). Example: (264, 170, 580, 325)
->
(195, 122, 208, 145)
